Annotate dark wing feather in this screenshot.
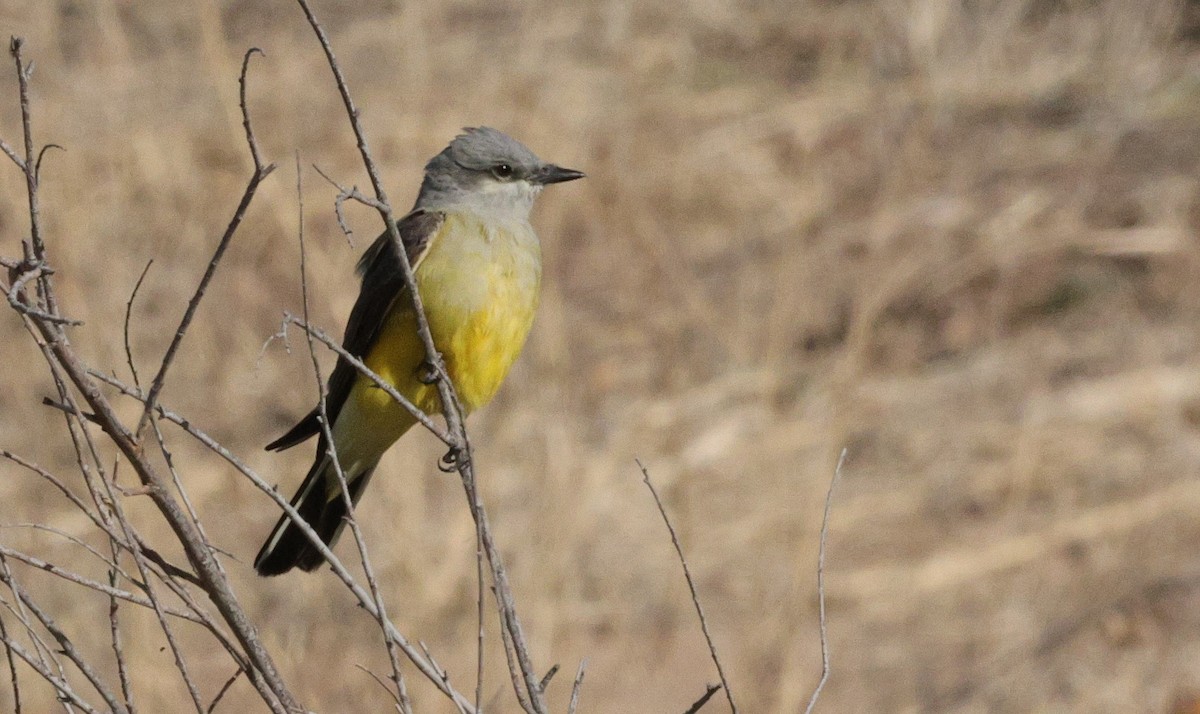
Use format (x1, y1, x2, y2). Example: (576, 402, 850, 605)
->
(265, 209, 444, 452)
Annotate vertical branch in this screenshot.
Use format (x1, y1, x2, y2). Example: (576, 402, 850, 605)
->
(638, 460, 737, 712)
(8, 37, 56, 317)
(106, 550, 133, 713)
(566, 660, 586, 714)
(803, 448, 846, 714)
(294, 154, 412, 714)
(0, 609, 20, 713)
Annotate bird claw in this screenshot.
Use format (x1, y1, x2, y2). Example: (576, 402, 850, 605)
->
(438, 446, 467, 473)
(416, 359, 441, 385)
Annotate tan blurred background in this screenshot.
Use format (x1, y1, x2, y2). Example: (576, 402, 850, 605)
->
(2, 0, 1200, 711)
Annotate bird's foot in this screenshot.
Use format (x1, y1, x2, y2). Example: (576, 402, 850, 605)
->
(416, 358, 444, 385)
(438, 445, 468, 473)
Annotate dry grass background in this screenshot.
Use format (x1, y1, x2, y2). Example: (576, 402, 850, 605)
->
(2, 0, 1200, 711)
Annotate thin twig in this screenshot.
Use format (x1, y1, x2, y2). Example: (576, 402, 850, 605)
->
(9, 37, 56, 318)
(0, 135, 23, 170)
(107, 541, 134, 714)
(566, 660, 586, 714)
(136, 47, 276, 438)
(0, 610, 21, 713)
(475, 521, 485, 712)
(0, 449, 118, 543)
(638, 459, 737, 712)
(494, 601, 534, 714)
(682, 684, 722, 714)
(123, 259, 153, 389)
(355, 664, 405, 712)
(0, 634, 102, 714)
(310, 164, 356, 245)
(282, 315, 453, 445)
(0, 587, 69, 714)
(420, 641, 470, 714)
(803, 448, 846, 714)
(206, 667, 243, 713)
(0, 563, 129, 714)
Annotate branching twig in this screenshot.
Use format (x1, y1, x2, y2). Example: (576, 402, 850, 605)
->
(9, 37, 55, 318)
(0, 563, 129, 714)
(638, 459, 737, 712)
(136, 47, 276, 438)
(3, 38, 300, 714)
(88, 370, 479, 712)
(0, 634, 102, 714)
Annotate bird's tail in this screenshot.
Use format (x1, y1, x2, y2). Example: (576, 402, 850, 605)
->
(254, 451, 377, 576)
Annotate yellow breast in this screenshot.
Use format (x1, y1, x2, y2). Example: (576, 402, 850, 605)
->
(364, 212, 542, 417)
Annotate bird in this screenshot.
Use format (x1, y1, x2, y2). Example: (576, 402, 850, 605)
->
(254, 127, 584, 576)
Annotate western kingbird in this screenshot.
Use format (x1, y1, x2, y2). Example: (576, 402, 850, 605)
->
(254, 127, 583, 576)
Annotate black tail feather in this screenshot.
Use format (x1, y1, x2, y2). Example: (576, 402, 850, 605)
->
(254, 453, 375, 576)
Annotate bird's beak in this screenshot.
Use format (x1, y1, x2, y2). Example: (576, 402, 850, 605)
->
(535, 164, 586, 185)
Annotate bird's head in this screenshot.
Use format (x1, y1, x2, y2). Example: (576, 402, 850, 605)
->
(416, 127, 584, 220)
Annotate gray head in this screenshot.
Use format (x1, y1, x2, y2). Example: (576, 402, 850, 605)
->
(414, 127, 584, 219)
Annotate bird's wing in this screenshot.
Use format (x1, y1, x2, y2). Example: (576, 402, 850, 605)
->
(265, 209, 445, 452)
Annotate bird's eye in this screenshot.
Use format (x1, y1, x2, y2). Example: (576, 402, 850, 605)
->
(492, 163, 514, 180)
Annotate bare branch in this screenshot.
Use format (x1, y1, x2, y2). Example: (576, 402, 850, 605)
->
(136, 47, 276, 437)
(4, 258, 81, 325)
(310, 164, 359, 245)
(239, 48, 268, 173)
(3, 41, 297, 710)
(0, 558, 129, 714)
(0, 136, 23, 170)
(355, 664, 405, 712)
(803, 449, 846, 714)
(495, 608, 535, 714)
(123, 259, 153, 389)
(682, 684, 722, 714)
(107, 545, 134, 714)
(567, 660, 586, 714)
(0, 634, 103, 714)
(88, 370, 479, 712)
(9, 39, 48, 293)
(638, 459, 736, 712)
(206, 667, 243, 714)
(33, 143, 62, 180)
(0, 449, 117, 543)
(0, 610, 21, 713)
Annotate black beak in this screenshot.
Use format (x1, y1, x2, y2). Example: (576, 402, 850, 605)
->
(535, 164, 586, 185)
